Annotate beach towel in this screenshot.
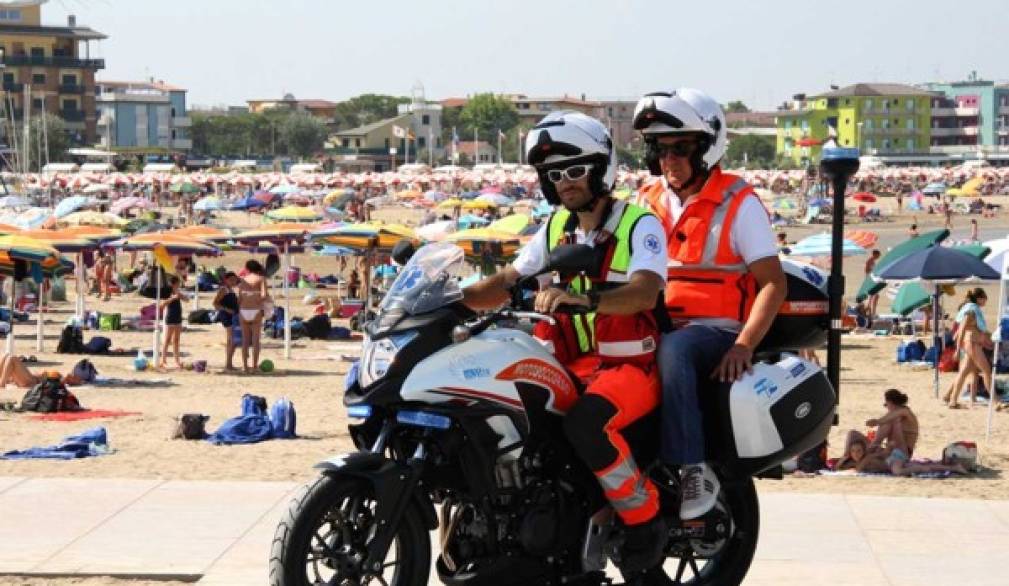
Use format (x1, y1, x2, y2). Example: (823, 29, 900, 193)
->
(28, 409, 141, 422)
(0, 426, 111, 460)
(89, 376, 173, 388)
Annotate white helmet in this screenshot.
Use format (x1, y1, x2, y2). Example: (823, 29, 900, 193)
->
(633, 88, 727, 180)
(525, 111, 616, 207)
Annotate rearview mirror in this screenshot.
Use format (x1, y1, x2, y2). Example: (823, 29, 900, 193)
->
(546, 244, 596, 275)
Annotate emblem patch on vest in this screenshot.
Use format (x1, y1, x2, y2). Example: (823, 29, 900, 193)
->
(643, 234, 661, 254)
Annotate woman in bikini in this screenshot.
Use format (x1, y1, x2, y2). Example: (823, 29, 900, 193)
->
(212, 272, 241, 371)
(943, 288, 994, 409)
(0, 353, 41, 388)
(238, 260, 270, 373)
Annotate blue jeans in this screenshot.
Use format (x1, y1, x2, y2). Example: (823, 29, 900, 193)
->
(658, 325, 738, 465)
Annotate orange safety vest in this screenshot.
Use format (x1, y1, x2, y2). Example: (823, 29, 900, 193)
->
(638, 168, 759, 323)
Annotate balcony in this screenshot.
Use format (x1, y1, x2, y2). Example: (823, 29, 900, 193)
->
(60, 109, 85, 122)
(0, 55, 105, 69)
(172, 116, 191, 128)
(58, 83, 85, 95)
(930, 126, 979, 137)
(2, 81, 23, 92)
(172, 138, 193, 150)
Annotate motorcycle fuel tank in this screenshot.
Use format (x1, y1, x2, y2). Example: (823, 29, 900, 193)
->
(400, 328, 580, 416)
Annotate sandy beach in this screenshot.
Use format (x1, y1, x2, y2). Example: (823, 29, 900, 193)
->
(1, 203, 1008, 503)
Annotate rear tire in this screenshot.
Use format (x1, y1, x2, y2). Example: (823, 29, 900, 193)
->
(269, 474, 431, 586)
(630, 472, 759, 585)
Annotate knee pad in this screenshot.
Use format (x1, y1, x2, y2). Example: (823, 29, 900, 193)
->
(564, 394, 620, 471)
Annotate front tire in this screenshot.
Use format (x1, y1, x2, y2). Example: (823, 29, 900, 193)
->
(270, 475, 431, 586)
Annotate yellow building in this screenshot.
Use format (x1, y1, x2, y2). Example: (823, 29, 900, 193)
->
(0, 1, 106, 144)
(776, 83, 934, 166)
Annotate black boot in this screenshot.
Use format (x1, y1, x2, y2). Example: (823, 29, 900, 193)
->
(620, 515, 668, 573)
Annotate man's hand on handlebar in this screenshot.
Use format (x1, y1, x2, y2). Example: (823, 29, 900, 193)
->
(534, 287, 589, 314)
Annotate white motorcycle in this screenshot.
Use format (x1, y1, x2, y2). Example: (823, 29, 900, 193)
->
(270, 241, 835, 585)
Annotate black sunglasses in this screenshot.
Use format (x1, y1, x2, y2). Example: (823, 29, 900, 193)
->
(654, 141, 699, 159)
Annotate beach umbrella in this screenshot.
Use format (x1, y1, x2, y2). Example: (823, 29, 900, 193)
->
(54, 195, 94, 219)
(170, 225, 233, 242)
(229, 195, 268, 210)
(446, 229, 523, 263)
(891, 282, 934, 316)
(462, 200, 496, 210)
(415, 220, 455, 242)
(855, 275, 886, 303)
(789, 233, 865, 257)
(458, 214, 491, 230)
(314, 245, 356, 257)
(0, 235, 62, 354)
(922, 182, 946, 195)
(269, 184, 299, 195)
(489, 214, 530, 235)
(310, 223, 420, 328)
(844, 230, 878, 250)
(169, 182, 200, 194)
(193, 196, 223, 211)
(437, 198, 465, 210)
(878, 246, 999, 399)
(951, 243, 990, 260)
(265, 206, 323, 223)
(873, 229, 949, 276)
(851, 192, 877, 203)
(15, 208, 53, 229)
(82, 183, 111, 194)
(60, 211, 129, 228)
(110, 196, 153, 216)
(476, 193, 514, 207)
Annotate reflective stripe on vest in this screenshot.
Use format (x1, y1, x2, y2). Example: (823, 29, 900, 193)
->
(545, 200, 655, 359)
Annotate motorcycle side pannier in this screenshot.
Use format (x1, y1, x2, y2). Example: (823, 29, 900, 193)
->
(758, 260, 829, 353)
(704, 355, 835, 475)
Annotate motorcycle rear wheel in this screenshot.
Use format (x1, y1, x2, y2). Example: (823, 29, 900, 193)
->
(270, 475, 431, 586)
(632, 472, 759, 585)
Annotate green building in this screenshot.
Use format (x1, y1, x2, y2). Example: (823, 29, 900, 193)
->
(776, 83, 933, 166)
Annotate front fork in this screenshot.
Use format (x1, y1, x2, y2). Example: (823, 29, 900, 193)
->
(361, 422, 429, 572)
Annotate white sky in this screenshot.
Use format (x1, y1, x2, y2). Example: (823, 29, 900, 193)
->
(41, 0, 1009, 109)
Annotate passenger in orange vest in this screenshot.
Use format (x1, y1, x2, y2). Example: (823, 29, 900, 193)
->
(632, 89, 787, 520)
(464, 111, 669, 571)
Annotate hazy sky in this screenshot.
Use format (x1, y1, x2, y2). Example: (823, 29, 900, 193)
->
(42, 0, 1009, 109)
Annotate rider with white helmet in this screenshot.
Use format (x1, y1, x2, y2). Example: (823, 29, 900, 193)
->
(633, 89, 787, 520)
(464, 111, 670, 571)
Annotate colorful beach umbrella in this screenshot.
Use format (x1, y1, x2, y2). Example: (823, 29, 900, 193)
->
(789, 233, 865, 257)
(54, 196, 95, 218)
(873, 229, 949, 276)
(60, 211, 129, 228)
(265, 206, 323, 223)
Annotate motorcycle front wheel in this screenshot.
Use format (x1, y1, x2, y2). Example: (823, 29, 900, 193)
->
(634, 470, 759, 586)
(269, 475, 431, 586)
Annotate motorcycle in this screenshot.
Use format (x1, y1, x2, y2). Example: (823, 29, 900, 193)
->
(270, 241, 836, 585)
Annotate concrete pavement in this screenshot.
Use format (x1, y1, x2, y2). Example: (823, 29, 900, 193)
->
(0, 476, 1007, 585)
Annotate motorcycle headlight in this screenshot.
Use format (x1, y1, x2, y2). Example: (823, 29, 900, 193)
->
(360, 331, 418, 387)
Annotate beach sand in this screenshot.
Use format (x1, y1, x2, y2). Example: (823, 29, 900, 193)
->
(0, 205, 1007, 502)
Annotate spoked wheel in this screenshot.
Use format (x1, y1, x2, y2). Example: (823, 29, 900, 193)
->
(270, 475, 431, 586)
(625, 466, 759, 586)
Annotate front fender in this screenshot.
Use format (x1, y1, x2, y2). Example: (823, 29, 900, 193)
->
(315, 451, 438, 531)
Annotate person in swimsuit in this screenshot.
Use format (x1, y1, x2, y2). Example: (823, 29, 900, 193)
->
(158, 276, 185, 369)
(213, 272, 241, 371)
(0, 353, 42, 388)
(944, 288, 994, 408)
(238, 260, 270, 373)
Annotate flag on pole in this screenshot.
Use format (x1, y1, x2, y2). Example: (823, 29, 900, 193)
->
(152, 244, 176, 276)
(452, 127, 460, 162)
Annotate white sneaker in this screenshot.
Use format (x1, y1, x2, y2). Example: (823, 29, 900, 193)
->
(679, 463, 720, 520)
